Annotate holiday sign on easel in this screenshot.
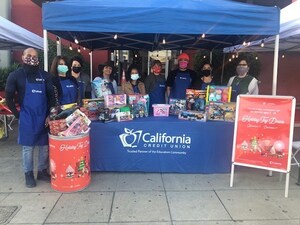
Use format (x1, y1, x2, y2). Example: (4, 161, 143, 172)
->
(230, 95, 296, 197)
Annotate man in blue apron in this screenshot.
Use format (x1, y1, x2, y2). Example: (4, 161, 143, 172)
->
(144, 60, 166, 115)
(166, 53, 197, 99)
(227, 59, 259, 102)
(5, 48, 56, 188)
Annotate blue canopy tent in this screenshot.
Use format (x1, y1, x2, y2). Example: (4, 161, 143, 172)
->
(0, 16, 43, 50)
(42, 0, 279, 51)
(223, 1, 300, 96)
(41, 0, 280, 72)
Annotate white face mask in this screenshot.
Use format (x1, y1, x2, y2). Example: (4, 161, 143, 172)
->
(131, 73, 139, 81)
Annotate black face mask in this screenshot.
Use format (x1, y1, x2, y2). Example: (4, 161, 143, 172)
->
(72, 66, 82, 73)
(23, 63, 39, 74)
(202, 69, 211, 77)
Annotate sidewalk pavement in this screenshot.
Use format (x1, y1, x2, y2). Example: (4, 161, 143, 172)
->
(0, 123, 300, 225)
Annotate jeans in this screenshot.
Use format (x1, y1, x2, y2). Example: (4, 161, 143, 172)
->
(22, 145, 49, 173)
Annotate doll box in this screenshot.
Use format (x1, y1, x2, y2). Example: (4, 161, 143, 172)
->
(152, 104, 170, 117)
(104, 94, 127, 107)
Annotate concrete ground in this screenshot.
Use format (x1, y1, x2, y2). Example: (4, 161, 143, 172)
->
(0, 121, 300, 225)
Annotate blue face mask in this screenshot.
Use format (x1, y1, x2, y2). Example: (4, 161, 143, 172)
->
(131, 73, 139, 81)
(57, 65, 69, 74)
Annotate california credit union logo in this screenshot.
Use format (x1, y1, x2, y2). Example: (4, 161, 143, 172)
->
(119, 128, 191, 149)
(119, 128, 142, 148)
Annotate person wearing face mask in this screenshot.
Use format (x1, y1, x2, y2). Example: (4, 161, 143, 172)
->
(50, 56, 79, 105)
(166, 53, 197, 99)
(227, 58, 259, 102)
(144, 60, 166, 113)
(70, 56, 91, 99)
(92, 62, 118, 98)
(5, 48, 56, 188)
(191, 62, 214, 90)
(122, 66, 146, 95)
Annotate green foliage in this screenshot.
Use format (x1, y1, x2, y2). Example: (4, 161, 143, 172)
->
(0, 63, 21, 91)
(38, 39, 90, 74)
(192, 50, 261, 85)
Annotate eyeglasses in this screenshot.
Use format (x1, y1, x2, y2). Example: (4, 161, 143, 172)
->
(238, 64, 248, 66)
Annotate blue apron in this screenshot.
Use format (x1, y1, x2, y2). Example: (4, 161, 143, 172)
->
(170, 71, 191, 99)
(77, 76, 85, 99)
(59, 78, 77, 105)
(149, 79, 166, 115)
(105, 82, 115, 94)
(18, 70, 48, 146)
(132, 83, 140, 94)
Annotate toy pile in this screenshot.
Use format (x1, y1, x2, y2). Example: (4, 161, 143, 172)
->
(49, 103, 91, 136)
(79, 94, 150, 123)
(175, 85, 236, 122)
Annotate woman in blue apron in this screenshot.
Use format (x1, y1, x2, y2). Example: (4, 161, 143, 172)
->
(70, 56, 92, 99)
(144, 60, 166, 115)
(50, 56, 79, 105)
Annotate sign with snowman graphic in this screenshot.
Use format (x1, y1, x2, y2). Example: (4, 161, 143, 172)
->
(232, 95, 295, 171)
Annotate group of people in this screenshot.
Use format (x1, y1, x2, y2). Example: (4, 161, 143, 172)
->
(4, 47, 259, 188)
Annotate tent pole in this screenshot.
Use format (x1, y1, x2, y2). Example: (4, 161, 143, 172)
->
(56, 36, 61, 56)
(165, 50, 169, 80)
(272, 34, 279, 96)
(221, 53, 225, 84)
(268, 34, 280, 178)
(43, 30, 48, 72)
(89, 50, 93, 81)
(147, 52, 150, 76)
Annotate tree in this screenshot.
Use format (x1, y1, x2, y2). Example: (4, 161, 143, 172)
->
(38, 39, 90, 74)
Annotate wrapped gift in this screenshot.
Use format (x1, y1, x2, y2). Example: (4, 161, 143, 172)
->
(49, 119, 67, 135)
(207, 102, 236, 122)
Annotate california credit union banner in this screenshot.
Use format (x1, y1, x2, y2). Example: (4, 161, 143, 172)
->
(232, 95, 295, 171)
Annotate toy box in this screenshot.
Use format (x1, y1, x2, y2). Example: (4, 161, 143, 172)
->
(207, 102, 236, 122)
(178, 110, 206, 122)
(169, 98, 186, 115)
(128, 94, 149, 118)
(92, 78, 114, 98)
(104, 94, 126, 107)
(116, 106, 132, 122)
(206, 85, 232, 103)
(152, 104, 170, 117)
(186, 89, 206, 111)
(81, 98, 105, 121)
